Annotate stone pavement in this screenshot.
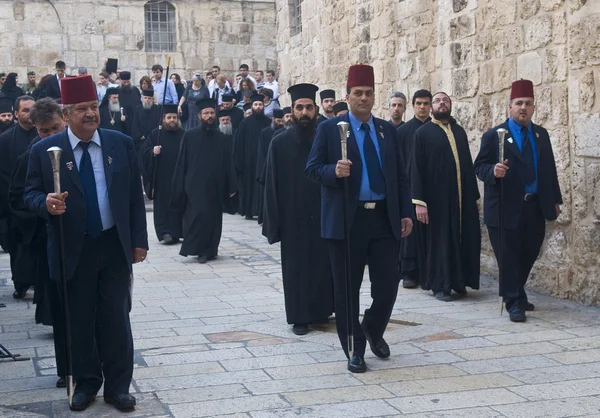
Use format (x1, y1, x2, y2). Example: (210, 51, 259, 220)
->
(2, 213, 600, 417)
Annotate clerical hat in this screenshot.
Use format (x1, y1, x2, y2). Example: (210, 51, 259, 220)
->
(287, 83, 319, 103)
(243, 103, 252, 111)
(106, 87, 120, 97)
(218, 108, 232, 118)
(163, 104, 178, 115)
(272, 109, 284, 119)
(320, 89, 335, 101)
(27, 71, 35, 76)
(251, 94, 265, 104)
(282, 106, 291, 115)
(347, 64, 374, 89)
(142, 89, 154, 97)
(0, 99, 13, 114)
(333, 101, 348, 115)
(222, 94, 234, 103)
(60, 75, 97, 105)
(197, 98, 216, 112)
(120, 71, 131, 81)
(510, 79, 534, 100)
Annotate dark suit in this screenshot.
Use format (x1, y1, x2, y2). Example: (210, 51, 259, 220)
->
(44, 75, 62, 100)
(306, 112, 412, 357)
(24, 128, 148, 397)
(473, 119, 562, 309)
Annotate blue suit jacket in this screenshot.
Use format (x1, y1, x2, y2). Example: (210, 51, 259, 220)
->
(305, 112, 412, 240)
(24, 129, 148, 281)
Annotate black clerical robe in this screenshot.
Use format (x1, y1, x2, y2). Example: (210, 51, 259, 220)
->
(255, 125, 284, 224)
(119, 86, 141, 119)
(396, 116, 430, 278)
(99, 106, 129, 136)
(229, 107, 245, 132)
(132, 104, 162, 159)
(0, 124, 38, 289)
(171, 126, 237, 258)
(411, 119, 481, 293)
(141, 127, 184, 241)
(233, 112, 271, 218)
(262, 127, 334, 324)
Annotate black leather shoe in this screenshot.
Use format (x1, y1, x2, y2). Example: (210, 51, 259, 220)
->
(434, 291, 452, 302)
(525, 302, 535, 311)
(162, 234, 174, 245)
(12, 287, 28, 299)
(56, 377, 66, 388)
(364, 332, 390, 359)
(70, 393, 96, 411)
(292, 324, 309, 335)
(347, 355, 367, 373)
(508, 306, 526, 323)
(104, 393, 136, 411)
(197, 255, 208, 264)
(402, 278, 418, 289)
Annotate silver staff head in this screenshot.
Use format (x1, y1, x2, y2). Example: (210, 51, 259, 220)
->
(47, 146, 63, 194)
(496, 128, 508, 163)
(337, 121, 350, 161)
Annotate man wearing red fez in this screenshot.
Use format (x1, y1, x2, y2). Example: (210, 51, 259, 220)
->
(24, 74, 148, 411)
(474, 79, 563, 323)
(306, 65, 413, 373)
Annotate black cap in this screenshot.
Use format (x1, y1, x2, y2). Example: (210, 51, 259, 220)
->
(282, 106, 291, 115)
(197, 98, 216, 112)
(251, 94, 265, 104)
(0, 99, 13, 114)
(163, 104, 178, 115)
(106, 87, 119, 97)
(272, 109, 284, 119)
(222, 94, 234, 103)
(333, 101, 348, 115)
(320, 89, 336, 101)
(287, 83, 319, 103)
(142, 89, 154, 97)
(120, 71, 131, 81)
(218, 108, 232, 118)
(243, 103, 252, 111)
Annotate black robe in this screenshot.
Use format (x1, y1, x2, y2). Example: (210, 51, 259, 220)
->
(233, 112, 270, 217)
(396, 116, 430, 278)
(255, 125, 284, 224)
(171, 126, 237, 258)
(262, 126, 334, 324)
(229, 106, 245, 132)
(118, 86, 142, 124)
(411, 120, 481, 293)
(132, 104, 162, 160)
(0, 124, 37, 288)
(99, 105, 129, 135)
(141, 127, 184, 241)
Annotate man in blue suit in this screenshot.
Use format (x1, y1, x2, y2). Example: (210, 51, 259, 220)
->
(305, 65, 413, 373)
(24, 75, 148, 412)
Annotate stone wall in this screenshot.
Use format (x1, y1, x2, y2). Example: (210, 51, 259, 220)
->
(275, 0, 600, 305)
(0, 0, 277, 83)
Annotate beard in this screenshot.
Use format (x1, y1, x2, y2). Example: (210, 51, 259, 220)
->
(164, 121, 179, 131)
(142, 101, 153, 110)
(292, 114, 318, 141)
(219, 123, 233, 136)
(0, 119, 13, 132)
(201, 118, 216, 131)
(121, 84, 131, 91)
(284, 120, 294, 129)
(109, 102, 121, 113)
(272, 121, 283, 131)
(432, 108, 451, 121)
(252, 108, 265, 118)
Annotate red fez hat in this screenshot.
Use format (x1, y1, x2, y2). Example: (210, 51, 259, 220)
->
(347, 65, 375, 89)
(510, 79, 534, 100)
(61, 75, 97, 105)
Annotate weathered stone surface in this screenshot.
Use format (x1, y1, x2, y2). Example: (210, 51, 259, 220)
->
(573, 113, 600, 158)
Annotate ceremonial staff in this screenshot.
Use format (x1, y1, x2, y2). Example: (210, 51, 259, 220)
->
(47, 146, 74, 406)
(150, 56, 171, 200)
(497, 128, 508, 316)
(337, 121, 354, 358)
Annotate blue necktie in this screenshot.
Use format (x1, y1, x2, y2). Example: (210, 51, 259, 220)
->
(361, 123, 386, 195)
(521, 126, 536, 185)
(79, 142, 103, 238)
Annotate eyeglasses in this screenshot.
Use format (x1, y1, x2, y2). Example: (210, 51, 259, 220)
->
(432, 98, 451, 104)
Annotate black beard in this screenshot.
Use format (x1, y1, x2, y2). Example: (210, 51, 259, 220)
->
(121, 84, 131, 91)
(164, 123, 178, 131)
(272, 122, 283, 130)
(252, 109, 265, 118)
(432, 109, 451, 121)
(292, 115, 317, 142)
(201, 119, 216, 131)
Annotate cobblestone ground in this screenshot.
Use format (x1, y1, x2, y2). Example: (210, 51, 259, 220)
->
(2, 213, 600, 417)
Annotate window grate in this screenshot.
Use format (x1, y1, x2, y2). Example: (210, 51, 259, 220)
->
(291, 0, 303, 36)
(145, 1, 176, 52)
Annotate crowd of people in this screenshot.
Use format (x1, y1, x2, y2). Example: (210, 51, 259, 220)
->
(0, 58, 563, 411)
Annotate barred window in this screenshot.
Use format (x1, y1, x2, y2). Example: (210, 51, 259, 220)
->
(144, 1, 176, 52)
(290, 0, 303, 36)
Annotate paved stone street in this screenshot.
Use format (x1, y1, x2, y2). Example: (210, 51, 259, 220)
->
(2, 213, 600, 417)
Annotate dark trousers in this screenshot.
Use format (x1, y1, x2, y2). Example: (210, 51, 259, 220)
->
(67, 227, 133, 396)
(48, 279, 66, 378)
(487, 198, 545, 310)
(327, 204, 400, 358)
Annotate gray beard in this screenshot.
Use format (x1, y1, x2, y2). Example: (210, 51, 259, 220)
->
(219, 123, 233, 136)
(142, 101, 153, 110)
(284, 120, 294, 129)
(109, 102, 121, 113)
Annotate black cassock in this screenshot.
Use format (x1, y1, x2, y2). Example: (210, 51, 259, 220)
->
(99, 106, 129, 135)
(396, 116, 430, 278)
(262, 127, 334, 324)
(171, 126, 237, 258)
(141, 127, 184, 241)
(255, 125, 284, 224)
(119, 86, 141, 118)
(229, 107, 245, 132)
(0, 124, 38, 289)
(233, 112, 270, 217)
(411, 120, 481, 293)
(132, 104, 162, 159)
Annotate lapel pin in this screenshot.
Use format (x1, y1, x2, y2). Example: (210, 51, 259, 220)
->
(108, 156, 113, 165)
(379, 127, 385, 140)
(346, 131, 350, 139)
(535, 132, 540, 138)
(507, 137, 513, 144)
(66, 161, 73, 171)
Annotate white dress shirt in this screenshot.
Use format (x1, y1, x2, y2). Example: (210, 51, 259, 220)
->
(263, 80, 279, 100)
(68, 128, 115, 231)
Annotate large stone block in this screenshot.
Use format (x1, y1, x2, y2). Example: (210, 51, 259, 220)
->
(104, 35, 124, 50)
(69, 35, 91, 52)
(569, 14, 600, 69)
(449, 14, 476, 41)
(573, 224, 600, 267)
(524, 15, 552, 50)
(519, 0, 541, 19)
(542, 47, 568, 83)
(573, 113, 600, 158)
(453, 101, 477, 131)
(541, 0, 565, 12)
(516, 51, 542, 85)
(590, 163, 600, 220)
(480, 59, 516, 95)
(552, 84, 569, 126)
(452, 66, 479, 98)
(484, 0, 517, 29)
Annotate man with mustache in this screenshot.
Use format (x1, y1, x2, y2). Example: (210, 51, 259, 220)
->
(263, 83, 334, 335)
(171, 99, 237, 263)
(132, 90, 162, 161)
(317, 89, 336, 124)
(99, 88, 129, 135)
(411, 92, 481, 302)
(24, 74, 148, 412)
(233, 94, 271, 219)
(474, 79, 562, 322)
(220, 94, 244, 132)
(0, 98, 14, 134)
(282, 107, 293, 129)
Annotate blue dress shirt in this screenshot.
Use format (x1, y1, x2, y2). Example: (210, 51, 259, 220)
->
(68, 128, 115, 230)
(508, 117, 538, 194)
(153, 78, 178, 104)
(347, 111, 385, 201)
